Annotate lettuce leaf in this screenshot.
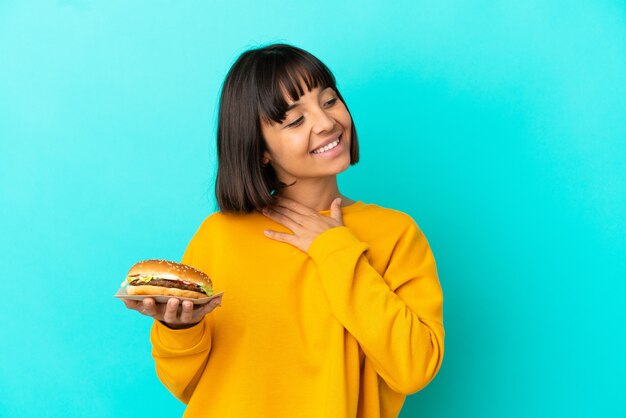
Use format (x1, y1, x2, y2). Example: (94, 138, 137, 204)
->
(199, 284, 214, 297)
(126, 275, 153, 284)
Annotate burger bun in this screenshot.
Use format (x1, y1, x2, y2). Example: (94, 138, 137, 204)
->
(126, 284, 208, 299)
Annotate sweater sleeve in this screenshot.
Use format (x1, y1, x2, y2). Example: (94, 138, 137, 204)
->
(150, 237, 214, 404)
(307, 223, 444, 395)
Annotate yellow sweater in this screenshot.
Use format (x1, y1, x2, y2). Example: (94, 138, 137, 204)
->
(150, 201, 444, 417)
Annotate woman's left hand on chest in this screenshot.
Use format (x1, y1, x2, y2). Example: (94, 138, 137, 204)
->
(262, 197, 343, 252)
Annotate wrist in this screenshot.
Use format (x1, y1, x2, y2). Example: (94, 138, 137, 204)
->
(159, 320, 201, 330)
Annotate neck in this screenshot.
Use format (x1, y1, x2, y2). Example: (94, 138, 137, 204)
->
(275, 176, 354, 212)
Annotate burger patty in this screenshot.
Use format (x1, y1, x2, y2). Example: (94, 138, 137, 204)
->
(129, 279, 206, 294)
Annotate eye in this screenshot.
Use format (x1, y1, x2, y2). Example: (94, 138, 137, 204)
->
(286, 116, 303, 128)
(324, 98, 338, 107)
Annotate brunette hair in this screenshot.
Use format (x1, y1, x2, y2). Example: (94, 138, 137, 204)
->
(215, 43, 359, 213)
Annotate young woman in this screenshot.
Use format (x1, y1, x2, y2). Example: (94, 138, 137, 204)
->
(123, 43, 444, 417)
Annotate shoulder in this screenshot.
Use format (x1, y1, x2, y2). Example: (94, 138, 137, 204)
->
(345, 201, 428, 250)
(196, 210, 234, 229)
(192, 210, 261, 239)
(355, 202, 422, 232)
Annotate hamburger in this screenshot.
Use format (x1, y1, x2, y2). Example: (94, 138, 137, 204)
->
(124, 259, 214, 299)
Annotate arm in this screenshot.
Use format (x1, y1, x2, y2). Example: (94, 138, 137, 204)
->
(262, 197, 444, 394)
(307, 223, 444, 395)
(149, 239, 215, 404)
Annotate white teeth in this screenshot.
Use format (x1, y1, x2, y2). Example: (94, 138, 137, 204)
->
(312, 137, 340, 154)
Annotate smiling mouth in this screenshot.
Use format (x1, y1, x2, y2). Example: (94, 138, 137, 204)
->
(311, 135, 342, 154)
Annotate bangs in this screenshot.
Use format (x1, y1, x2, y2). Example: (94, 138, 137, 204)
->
(255, 49, 337, 124)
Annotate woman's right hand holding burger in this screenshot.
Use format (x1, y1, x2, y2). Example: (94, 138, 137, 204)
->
(123, 296, 222, 329)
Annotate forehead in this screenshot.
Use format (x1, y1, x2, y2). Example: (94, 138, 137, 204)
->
(257, 61, 336, 124)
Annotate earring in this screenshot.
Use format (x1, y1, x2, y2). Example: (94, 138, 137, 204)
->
(262, 160, 269, 168)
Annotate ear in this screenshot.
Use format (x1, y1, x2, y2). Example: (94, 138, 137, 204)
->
(262, 150, 271, 165)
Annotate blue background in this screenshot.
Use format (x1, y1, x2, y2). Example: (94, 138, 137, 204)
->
(1, 1, 625, 417)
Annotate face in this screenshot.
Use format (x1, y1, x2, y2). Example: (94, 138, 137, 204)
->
(260, 86, 352, 184)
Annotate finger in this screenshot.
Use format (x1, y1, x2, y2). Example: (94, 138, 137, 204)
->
(122, 299, 140, 310)
(180, 300, 194, 323)
(163, 298, 180, 324)
(196, 297, 223, 318)
(263, 229, 297, 245)
(262, 207, 301, 230)
(330, 198, 343, 224)
(209, 295, 222, 309)
(274, 196, 317, 215)
(142, 298, 157, 316)
(136, 300, 146, 314)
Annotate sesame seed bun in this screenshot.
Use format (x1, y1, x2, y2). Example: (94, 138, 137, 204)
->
(125, 259, 213, 299)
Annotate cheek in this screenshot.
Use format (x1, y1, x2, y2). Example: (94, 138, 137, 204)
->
(343, 114, 353, 132)
(271, 135, 310, 163)
(338, 114, 353, 144)
(335, 104, 352, 130)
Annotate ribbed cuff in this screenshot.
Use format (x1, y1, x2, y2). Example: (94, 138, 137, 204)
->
(151, 318, 207, 351)
(308, 226, 366, 265)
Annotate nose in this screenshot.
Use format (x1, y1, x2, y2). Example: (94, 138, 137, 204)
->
(311, 107, 335, 135)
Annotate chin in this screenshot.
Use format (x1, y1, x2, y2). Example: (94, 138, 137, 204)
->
(331, 158, 351, 176)
(340, 157, 352, 171)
